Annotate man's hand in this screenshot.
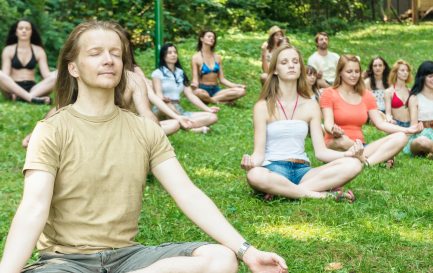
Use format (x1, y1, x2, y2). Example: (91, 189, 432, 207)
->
(243, 246, 288, 273)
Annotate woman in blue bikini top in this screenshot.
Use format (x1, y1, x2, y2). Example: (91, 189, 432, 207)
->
(191, 30, 246, 104)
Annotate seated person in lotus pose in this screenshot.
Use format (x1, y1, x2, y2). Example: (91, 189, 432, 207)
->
(260, 26, 286, 83)
(364, 56, 390, 114)
(384, 60, 413, 127)
(306, 65, 322, 101)
(1, 19, 55, 104)
(122, 33, 192, 136)
(307, 32, 339, 88)
(0, 20, 287, 273)
(152, 43, 219, 134)
(320, 55, 422, 167)
(191, 30, 246, 104)
(22, 35, 185, 148)
(403, 60, 433, 158)
(241, 45, 366, 202)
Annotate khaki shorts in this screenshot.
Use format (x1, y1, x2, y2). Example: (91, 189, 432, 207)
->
(22, 242, 208, 273)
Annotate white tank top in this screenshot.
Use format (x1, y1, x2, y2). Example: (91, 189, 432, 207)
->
(417, 93, 433, 121)
(263, 120, 310, 166)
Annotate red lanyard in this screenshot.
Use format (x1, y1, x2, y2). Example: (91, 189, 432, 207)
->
(277, 94, 299, 120)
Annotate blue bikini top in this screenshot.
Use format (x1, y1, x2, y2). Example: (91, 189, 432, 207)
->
(200, 51, 220, 76)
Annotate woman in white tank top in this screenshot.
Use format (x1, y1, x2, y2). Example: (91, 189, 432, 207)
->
(404, 60, 433, 157)
(241, 45, 366, 202)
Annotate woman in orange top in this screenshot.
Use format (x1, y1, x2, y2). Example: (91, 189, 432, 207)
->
(320, 55, 422, 166)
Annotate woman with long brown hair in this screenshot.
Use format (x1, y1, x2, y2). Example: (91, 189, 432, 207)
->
(191, 30, 246, 104)
(320, 55, 422, 167)
(241, 45, 365, 202)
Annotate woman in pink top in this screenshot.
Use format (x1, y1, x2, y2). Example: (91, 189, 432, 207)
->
(320, 55, 422, 167)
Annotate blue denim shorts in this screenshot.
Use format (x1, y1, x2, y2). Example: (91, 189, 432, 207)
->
(264, 160, 311, 185)
(394, 119, 411, 128)
(199, 84, 221, 97)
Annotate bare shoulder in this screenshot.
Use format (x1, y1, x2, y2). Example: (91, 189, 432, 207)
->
(2, 44, 15, 56)
(303, 97, 320, 112)
(408, 94, 418, 105)
(214, 53, 222, 61)
(192, 52, 201, 61)
(384, 87, 393, 95)
(32, 45, 46, 58)
(254, 99, 268, 113)
(364, 77, 371, 88)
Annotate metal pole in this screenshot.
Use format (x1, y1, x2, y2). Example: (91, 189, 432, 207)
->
(155, 0, 163, 68)
(412, 0, 419, 24)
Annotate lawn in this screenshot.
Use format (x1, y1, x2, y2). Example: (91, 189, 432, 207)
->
(1, 23, 432, 272)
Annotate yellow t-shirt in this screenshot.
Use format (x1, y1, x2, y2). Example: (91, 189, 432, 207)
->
(23, 105, 175, 254)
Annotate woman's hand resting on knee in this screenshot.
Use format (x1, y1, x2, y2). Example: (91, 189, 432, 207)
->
(404, 122, 424, 135)
(343, 139, 366, 163)
(241, 154, 263, 171)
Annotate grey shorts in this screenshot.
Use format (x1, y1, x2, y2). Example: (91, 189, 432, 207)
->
(22, 242, 208, 273)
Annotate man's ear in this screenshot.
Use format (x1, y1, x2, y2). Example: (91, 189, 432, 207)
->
(68, 62, 79, 78)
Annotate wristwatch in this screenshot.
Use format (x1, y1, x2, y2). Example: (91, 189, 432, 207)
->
(237, 241, 251, 260)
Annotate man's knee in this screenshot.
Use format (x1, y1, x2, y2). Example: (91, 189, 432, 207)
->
(194, 244, 238, 273)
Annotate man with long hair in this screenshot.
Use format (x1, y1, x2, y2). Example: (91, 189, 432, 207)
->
(0, 21, 287, 273)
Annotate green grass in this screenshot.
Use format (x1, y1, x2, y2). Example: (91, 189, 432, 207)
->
(1, 23, 433, 272)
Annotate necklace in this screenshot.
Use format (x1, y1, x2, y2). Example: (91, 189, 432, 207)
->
(276, 94, 299, 120)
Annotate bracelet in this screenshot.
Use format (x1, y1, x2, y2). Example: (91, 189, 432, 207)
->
(237, 241, 251, 260)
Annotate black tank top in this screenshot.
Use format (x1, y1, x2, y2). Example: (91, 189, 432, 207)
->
(11, 45, 37, 70)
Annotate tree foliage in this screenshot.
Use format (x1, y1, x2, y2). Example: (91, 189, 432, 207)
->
(0, 0, 381, 66)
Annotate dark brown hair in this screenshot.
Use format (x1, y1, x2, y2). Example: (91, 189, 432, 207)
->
(196, 30, 217, 52)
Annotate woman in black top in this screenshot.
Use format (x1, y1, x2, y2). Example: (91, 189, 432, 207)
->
(1, 19, 54, 104)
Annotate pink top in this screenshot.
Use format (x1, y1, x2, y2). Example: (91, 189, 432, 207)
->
(320, 88, 377, 143)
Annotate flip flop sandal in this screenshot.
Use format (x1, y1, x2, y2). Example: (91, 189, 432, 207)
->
(263, 193, 274, 201)
(385, 157, 395, 169)
(330, 189, 355, 204)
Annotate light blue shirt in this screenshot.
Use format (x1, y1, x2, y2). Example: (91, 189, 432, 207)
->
(151, 67, 185, 101)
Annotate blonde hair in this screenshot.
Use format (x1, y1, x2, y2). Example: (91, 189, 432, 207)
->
(259, 45, 312, 118)
(55, 20, 131, 108)
(388, 59, 412, 85)
(333, 54, 365, 95)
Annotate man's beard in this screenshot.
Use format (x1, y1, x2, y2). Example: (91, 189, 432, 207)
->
(319, 43, 328, 50)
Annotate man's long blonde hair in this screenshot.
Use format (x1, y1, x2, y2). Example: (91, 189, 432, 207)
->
(55, 20, 131, 108)
(259, 45, 312, 118)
